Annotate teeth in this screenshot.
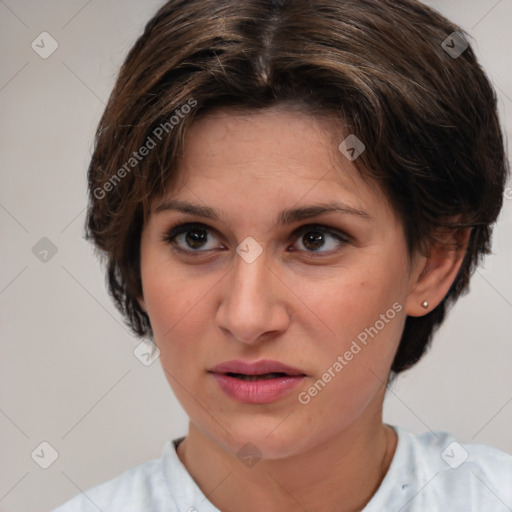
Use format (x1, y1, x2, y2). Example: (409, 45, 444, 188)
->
(226, 372, 288, 381)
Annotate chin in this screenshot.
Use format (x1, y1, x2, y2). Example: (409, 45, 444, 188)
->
(206, 417, 316, 461)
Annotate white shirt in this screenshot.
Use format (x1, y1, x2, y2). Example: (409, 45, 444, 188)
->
(51, 425, 512, 511)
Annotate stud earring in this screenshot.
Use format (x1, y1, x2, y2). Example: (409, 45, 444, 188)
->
(421, 300, 429, 309)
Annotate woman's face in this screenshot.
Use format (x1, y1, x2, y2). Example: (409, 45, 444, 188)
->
(139, 107, 419, 458)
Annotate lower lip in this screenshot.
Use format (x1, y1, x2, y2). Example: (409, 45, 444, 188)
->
(211, 373, 306, 404)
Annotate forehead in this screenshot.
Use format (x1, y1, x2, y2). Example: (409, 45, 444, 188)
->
(159, 106, 390, 219)
(181, 108, 342, 175)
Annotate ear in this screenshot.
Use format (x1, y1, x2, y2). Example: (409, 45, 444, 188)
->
(406, 227, 471, 317)
(137, 295, 147, 313)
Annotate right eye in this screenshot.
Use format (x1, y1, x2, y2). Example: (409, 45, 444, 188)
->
(162, 222, 224, 253)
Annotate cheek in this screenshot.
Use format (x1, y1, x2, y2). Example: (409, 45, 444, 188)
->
(296, 258, 406, 347)
(290, 254, 408, 406)
(142, 269, 215, 416)
(141, 259, 219, 361)
(293, 275, 405, 436)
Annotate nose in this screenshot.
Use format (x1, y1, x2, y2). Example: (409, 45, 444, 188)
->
(215, 248, 290, 345)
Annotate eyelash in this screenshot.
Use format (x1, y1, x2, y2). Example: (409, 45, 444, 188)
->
(161, 221, 351, 257)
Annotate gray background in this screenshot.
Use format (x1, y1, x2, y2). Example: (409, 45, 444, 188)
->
(0, 1, 511, 510)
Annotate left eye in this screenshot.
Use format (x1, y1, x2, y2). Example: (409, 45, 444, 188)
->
(162, 222, 348, 254)
(292, 226, 348, 253)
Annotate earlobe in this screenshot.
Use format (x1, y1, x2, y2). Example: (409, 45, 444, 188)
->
(405, 228, 470, 317)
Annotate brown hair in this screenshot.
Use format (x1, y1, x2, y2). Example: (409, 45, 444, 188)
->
(85, 0, 508, 373)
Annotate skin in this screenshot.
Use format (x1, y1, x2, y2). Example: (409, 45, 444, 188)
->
(138, 106, 467, 512)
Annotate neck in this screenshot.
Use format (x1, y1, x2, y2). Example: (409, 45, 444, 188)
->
(176, 413, 397, 512)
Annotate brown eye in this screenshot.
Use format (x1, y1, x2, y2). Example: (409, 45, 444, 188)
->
(291, 225, 349, 254)
(183, 228, 209, 249)
(302, 232, 326, 251)
(163, 222, 221, 252)
(162, 222, 350, 257)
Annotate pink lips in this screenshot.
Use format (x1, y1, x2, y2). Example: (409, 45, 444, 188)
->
(208, 359, 307, 404)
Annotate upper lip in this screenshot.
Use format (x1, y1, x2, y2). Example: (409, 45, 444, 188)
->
(208, 359, 307, 376)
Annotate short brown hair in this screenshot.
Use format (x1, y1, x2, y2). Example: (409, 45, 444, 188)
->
(85, 0, 508, 373)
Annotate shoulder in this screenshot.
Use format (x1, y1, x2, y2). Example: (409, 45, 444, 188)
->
(389, 426, 512, 511)
(410, 427, 512, 479)
(50, 444, 177, 512)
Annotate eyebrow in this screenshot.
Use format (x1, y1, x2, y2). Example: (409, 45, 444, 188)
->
(154, 199, 370, 225)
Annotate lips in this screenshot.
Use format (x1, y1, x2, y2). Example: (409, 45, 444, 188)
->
(208, 360, 307, 404)
(223, 373, 290, 381)
(208, 359, 307, 378)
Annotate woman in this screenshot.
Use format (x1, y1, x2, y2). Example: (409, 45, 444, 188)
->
(53, 0, 511, 510)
